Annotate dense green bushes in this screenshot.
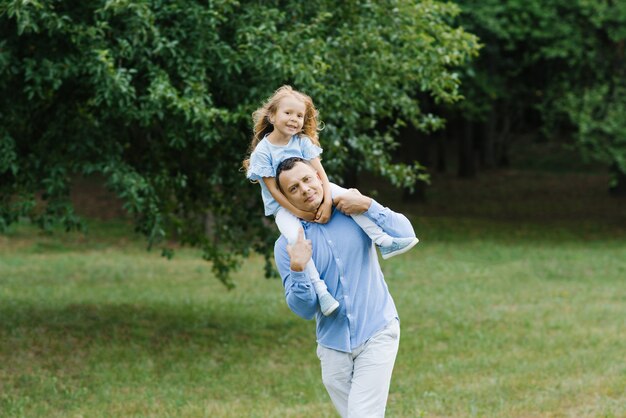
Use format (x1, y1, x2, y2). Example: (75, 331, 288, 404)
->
(4, 1, 621, 285)
(452, 0, 626, 188)
(0, 1, 478, 285)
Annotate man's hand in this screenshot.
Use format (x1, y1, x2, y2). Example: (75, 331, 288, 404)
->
(314, 198, 333, 224)
(333, 188, 372, 215)
(286, 228, 312, 272)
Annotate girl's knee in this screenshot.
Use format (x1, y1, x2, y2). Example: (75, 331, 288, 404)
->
(329, 182, 347, 199)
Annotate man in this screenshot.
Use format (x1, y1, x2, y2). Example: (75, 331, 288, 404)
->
(273, 157, 418, 417)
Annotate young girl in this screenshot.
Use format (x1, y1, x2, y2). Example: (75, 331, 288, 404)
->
(243, 86, 418, 316)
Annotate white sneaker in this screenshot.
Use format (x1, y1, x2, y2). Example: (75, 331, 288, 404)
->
(379, 237, 419, 260)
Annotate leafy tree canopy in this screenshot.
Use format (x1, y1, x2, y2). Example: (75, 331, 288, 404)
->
(454, 0, 626, 182)
(0, 0, 479, 286)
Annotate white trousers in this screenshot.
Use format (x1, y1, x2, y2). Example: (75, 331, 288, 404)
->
(316, 319, 400, 418)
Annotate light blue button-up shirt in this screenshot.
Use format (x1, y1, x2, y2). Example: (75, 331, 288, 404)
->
(274, 200, 417, 353)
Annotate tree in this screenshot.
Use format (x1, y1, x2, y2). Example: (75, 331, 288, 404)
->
(451, 0, 626, 191)
(0, 0, 479, 286)
(553, 2, 626, 194)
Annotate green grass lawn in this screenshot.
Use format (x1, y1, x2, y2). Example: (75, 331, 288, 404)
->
(1, 170, 625, 417)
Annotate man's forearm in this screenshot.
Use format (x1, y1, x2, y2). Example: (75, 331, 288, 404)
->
(276, 242, 319, 320)
(364, 200, 417, 239)
(283, 270, 318, 320)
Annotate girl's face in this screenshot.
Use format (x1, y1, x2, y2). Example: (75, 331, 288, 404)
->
(268, 95, 306, 143)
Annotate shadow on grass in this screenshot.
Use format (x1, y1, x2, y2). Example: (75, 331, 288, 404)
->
(0, 301, 303, 360)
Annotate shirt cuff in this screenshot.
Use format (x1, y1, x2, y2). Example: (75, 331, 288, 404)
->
(290, 270, 310, 283)
(365, 199, 387, 224)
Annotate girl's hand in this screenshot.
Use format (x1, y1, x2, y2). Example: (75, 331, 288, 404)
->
(315, 198, 333, 224)
(333, 188, 372, 215)
(298, 211, 317, 222)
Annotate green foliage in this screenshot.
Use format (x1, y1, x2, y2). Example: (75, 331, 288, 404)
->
(454, 0, 626, 177)
(562, 82, 626, 177)
(0, 0, 478, 285)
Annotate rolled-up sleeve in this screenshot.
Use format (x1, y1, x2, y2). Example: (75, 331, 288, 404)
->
(274, 237, 318, 320)
(364, 200, 417, 239)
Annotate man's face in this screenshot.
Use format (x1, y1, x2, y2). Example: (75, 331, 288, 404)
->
(278, 162, 324, 213)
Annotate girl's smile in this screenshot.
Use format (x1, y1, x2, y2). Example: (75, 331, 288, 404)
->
(267, 95, 306, 145)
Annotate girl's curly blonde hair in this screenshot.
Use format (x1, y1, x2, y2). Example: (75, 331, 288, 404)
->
(242, 85, 321, 172)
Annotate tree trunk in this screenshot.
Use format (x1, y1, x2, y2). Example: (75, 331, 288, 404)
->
(397, 125, 429, 202)
(205, 211, 217, 243)
(482, 106, 497, 168)
(457, 119, 477, 178)
(436, 133, 447, 173)
(481, 54, 497, 169)
(496, 113, 511, 168)
(343, 154, 359, 188)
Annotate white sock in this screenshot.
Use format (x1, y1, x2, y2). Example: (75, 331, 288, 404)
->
(311, 277, 328, 295)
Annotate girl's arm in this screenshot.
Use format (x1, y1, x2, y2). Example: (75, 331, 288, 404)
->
(309, 157, 333, 224)
(262, 177, 316, 222)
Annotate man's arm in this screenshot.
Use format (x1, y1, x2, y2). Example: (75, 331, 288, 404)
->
(334, 189, 416, 239)
(274, 231, 318, 320)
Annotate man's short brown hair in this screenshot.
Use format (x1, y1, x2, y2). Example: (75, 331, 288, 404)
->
(275, 157, 313, 194)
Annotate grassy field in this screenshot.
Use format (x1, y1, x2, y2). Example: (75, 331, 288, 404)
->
(1, 169, 625, 417)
